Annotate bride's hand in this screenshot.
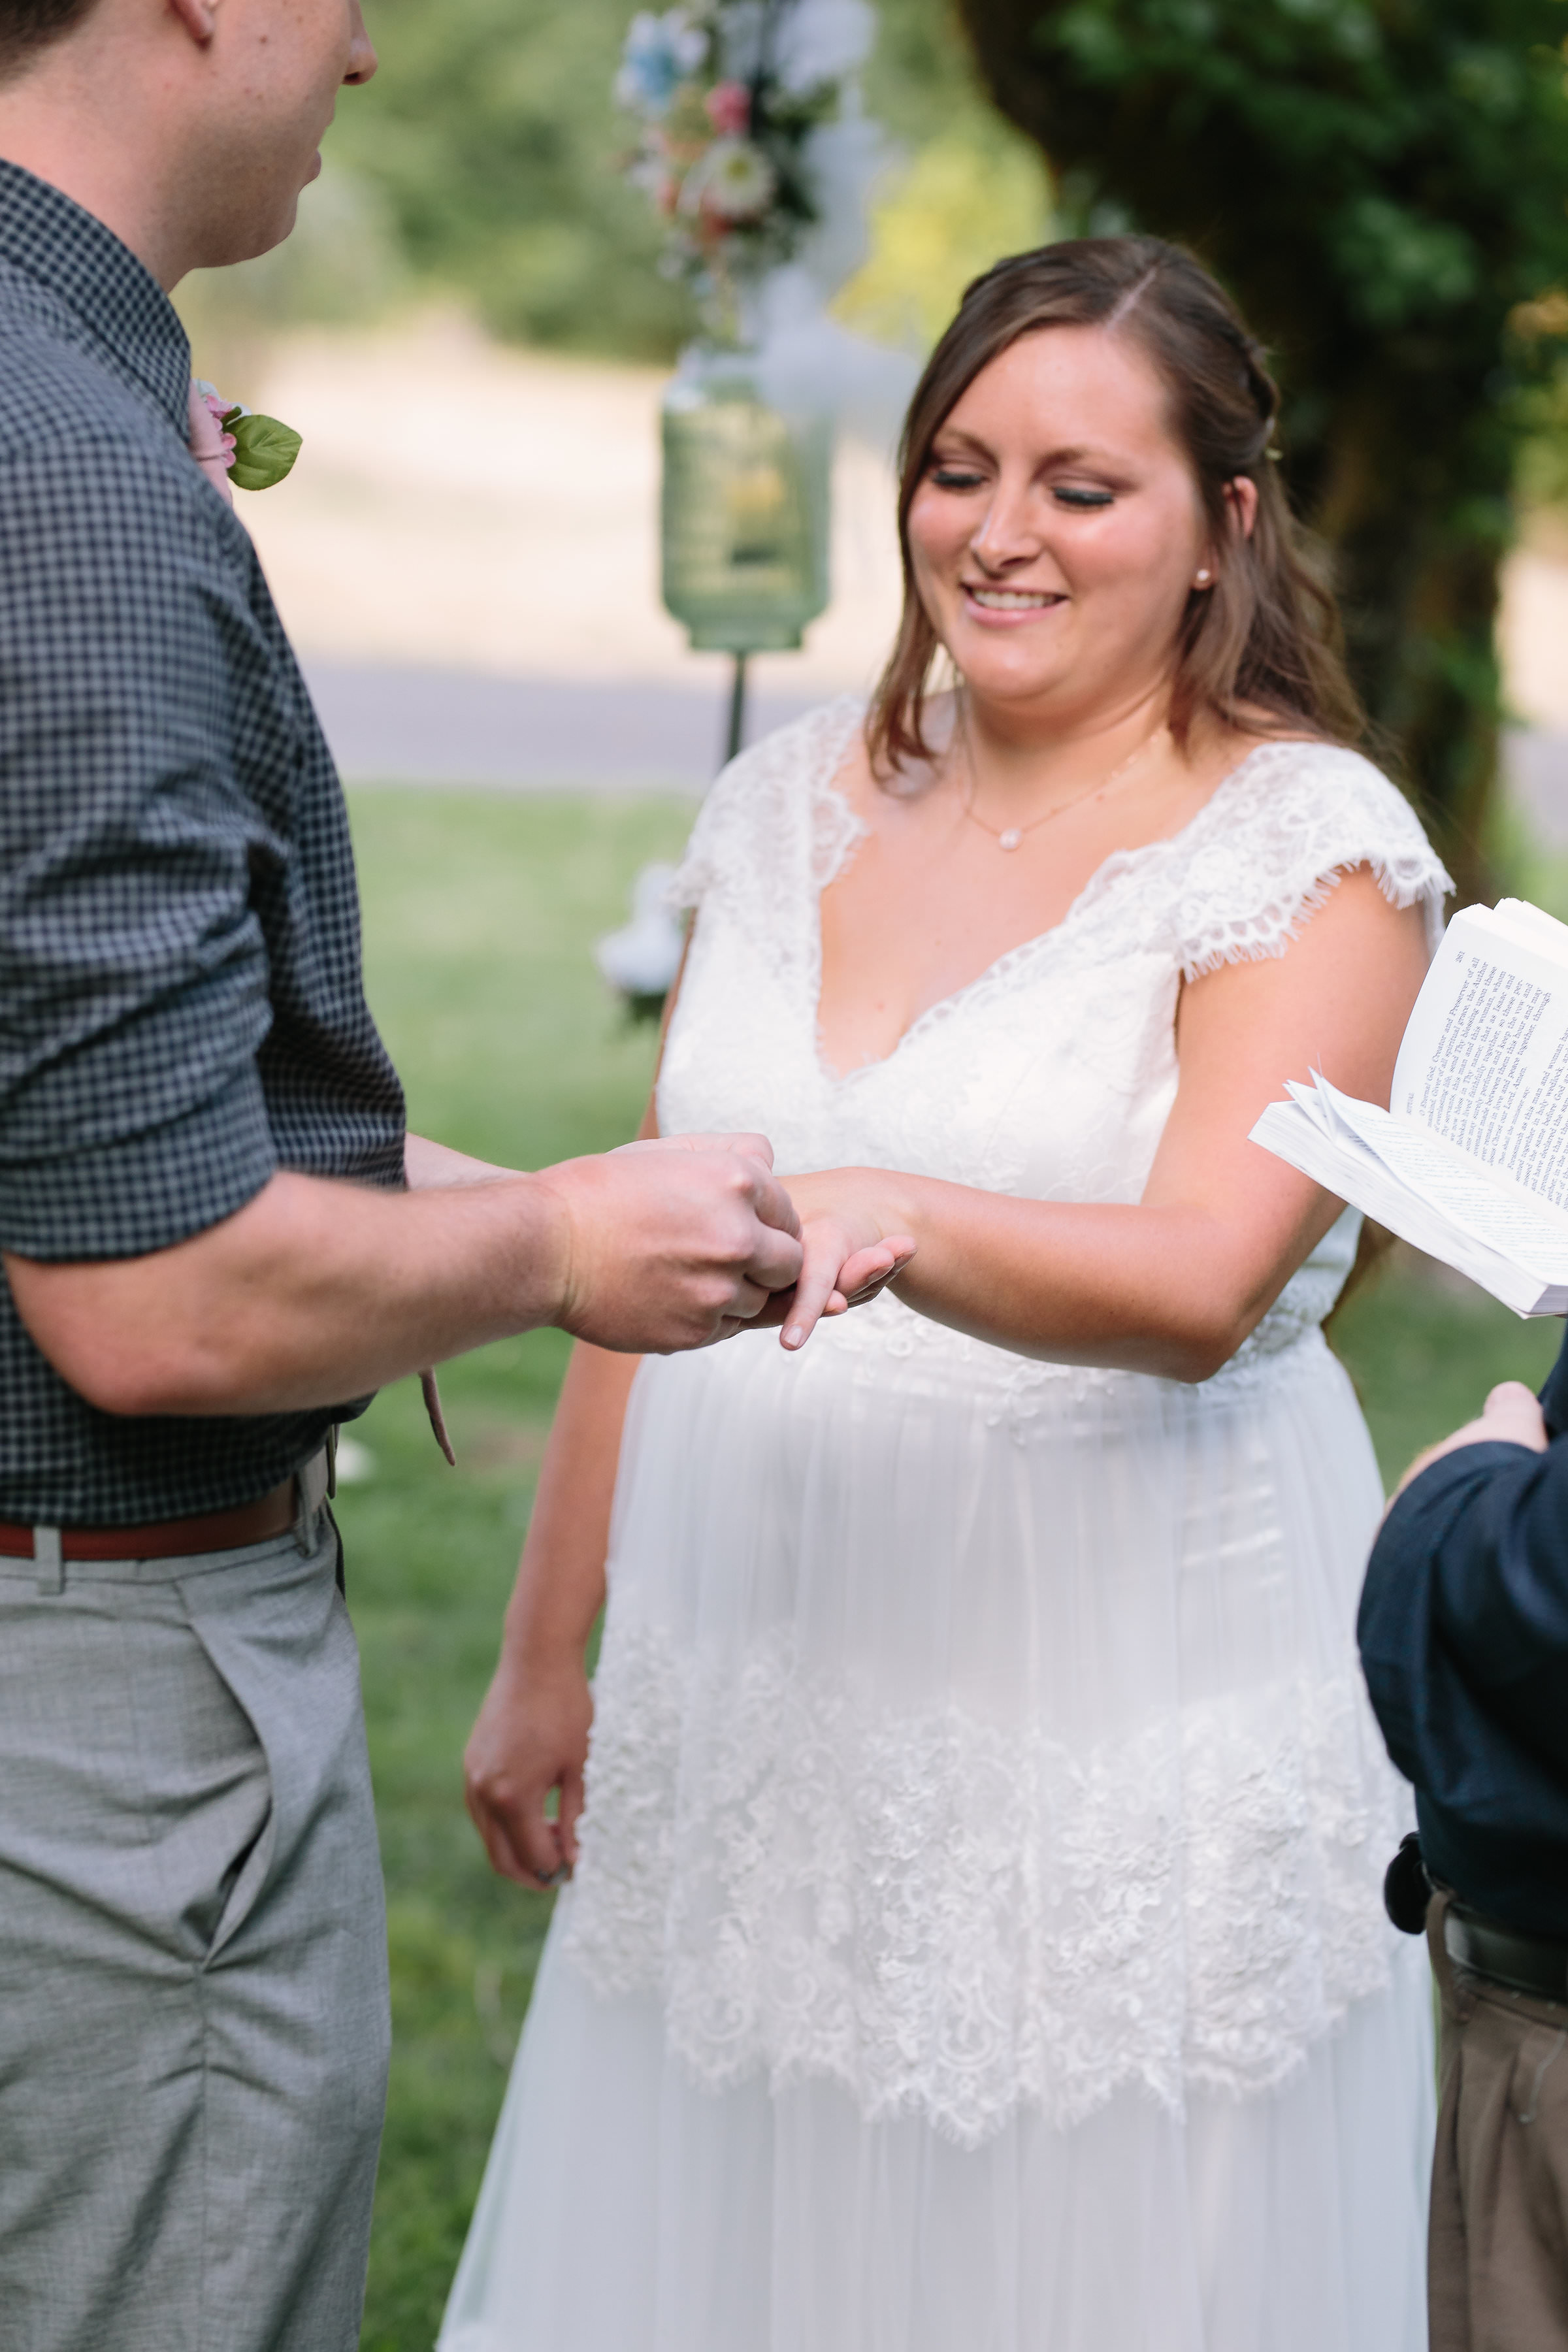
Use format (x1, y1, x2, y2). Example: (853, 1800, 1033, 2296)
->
(757, 1170, 916, 1352)
(464, 1646, 593, 1890)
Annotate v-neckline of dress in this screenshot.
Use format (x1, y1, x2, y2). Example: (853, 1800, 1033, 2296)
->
(810, 735, 1277, 1085)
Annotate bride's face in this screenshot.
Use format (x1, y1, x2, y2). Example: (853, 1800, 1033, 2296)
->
(906, 325, 1216, 728)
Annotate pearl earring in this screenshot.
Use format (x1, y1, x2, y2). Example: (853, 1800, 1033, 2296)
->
(1194, 568, 1213, 587)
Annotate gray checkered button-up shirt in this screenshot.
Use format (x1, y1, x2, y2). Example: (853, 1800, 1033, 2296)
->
(0, 159, 406, 1526)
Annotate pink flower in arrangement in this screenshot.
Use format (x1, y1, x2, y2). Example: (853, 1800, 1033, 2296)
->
(188, 379, 237, 505)
(704, 79, 751, 137)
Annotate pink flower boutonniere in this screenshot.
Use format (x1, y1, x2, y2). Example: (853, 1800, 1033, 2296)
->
(188, 378, 303, 505)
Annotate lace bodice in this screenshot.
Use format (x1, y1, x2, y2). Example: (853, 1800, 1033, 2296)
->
(661, 696, 1449, 1379)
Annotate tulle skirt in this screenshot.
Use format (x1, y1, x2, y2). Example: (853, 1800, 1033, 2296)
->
(440, 1928, 1431, 2352)
(440, 1303, 1433, 2351)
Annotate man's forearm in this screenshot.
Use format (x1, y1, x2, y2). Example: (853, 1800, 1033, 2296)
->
(404, 1133, 512, 1189)
(5, 1167, 570, 1417)
(5, 1132, 808, 1417)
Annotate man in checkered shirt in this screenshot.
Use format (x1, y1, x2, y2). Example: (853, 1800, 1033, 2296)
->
(0, 5, 911, 2347)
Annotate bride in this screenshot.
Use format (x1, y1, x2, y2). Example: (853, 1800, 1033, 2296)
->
(442, 237, 1444, 2352)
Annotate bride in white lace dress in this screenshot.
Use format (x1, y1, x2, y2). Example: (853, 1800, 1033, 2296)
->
(442, 238, 1445, 2352)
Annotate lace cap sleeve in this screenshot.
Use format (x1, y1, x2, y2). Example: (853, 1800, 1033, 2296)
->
(1175, 740, 1452, 981)
(666, 696, 866, 921)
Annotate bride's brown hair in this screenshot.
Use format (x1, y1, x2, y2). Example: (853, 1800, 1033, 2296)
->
(867, 236, 1365, 780)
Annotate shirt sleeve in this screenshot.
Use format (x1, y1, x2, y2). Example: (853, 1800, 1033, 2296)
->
(0, 431, 280, 1259)
(1359, 1436, 1568, 1793)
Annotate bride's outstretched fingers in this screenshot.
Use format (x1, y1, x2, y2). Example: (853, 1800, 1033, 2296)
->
(833, 1236, 917, 1310)
(773, 1222, 917, 1350)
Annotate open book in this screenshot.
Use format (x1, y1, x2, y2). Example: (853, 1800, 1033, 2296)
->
(1250, 898, 1568, 1316)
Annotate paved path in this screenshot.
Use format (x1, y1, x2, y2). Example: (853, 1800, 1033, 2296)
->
(304, 661, 818, 795)
(308, 659, 1568, 849)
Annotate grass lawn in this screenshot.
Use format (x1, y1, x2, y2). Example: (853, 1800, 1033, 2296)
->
(345, 785, 1562, 2349)
(344, 787, 693, 2351)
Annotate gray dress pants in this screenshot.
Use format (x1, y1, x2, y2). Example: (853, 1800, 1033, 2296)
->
(0, 1501, 389, 2352)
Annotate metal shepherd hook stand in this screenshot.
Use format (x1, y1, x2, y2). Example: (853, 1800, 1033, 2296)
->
(725, 652, 750, 767)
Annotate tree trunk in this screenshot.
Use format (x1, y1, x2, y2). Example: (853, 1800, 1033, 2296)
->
(956, 0, 1526, 906)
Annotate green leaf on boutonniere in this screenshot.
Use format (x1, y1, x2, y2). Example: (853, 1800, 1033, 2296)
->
(222, 409, 302, 492)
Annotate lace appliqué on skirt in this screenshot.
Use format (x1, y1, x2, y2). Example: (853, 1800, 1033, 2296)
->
(561, 1618, 1404, 2149)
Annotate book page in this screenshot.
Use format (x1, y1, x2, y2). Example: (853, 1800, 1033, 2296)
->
(1252, 1098, 1556, 1315)
(1391, 907, 1568, 1213)
(1481, 897, 1568, 959)
(1314, 1075, 1568, 1278)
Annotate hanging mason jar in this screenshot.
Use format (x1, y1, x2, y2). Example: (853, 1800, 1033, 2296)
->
(661, 345, 832, 653)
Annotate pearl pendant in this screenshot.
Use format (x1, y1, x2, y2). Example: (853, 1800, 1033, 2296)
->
(998, 827, 1022, 851)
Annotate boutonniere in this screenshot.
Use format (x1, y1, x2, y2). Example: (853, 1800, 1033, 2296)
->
(189, 378, 303, 500)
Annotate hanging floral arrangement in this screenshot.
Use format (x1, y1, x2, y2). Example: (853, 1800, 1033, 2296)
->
(615, 0, 873, 340)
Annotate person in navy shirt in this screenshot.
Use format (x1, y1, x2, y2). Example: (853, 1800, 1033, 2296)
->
(1360, 1339, 1568, 2352)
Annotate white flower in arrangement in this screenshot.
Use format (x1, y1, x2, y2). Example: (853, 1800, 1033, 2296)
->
(615, 8, 710, 118)
(595, 864, 686, 1019)
(771, 0, 874, 91)
(679, 136, 779, 225)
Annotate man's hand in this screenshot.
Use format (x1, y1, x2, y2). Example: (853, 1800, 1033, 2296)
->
(5, 1131, 807, 1418)
(538, 1132, 806, 1353)
(1393, 1380, 1550, 1501)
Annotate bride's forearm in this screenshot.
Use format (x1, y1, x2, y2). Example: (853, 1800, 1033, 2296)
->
(500, 1339, 642, 1663)
(795, 1170, 1333, 1382)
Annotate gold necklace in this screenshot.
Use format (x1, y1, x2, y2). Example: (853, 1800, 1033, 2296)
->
(961, 725, 1169, 852)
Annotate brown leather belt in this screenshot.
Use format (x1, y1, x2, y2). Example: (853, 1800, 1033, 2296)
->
(0, 1477, 297, 1563)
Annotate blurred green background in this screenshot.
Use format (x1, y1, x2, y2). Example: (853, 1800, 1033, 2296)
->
(344, 785, 1567, 2349)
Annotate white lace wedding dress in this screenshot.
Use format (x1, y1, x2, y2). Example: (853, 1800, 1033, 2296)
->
(441, 702, 1446, 2352)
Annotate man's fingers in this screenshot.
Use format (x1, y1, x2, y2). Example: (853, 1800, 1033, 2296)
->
(618, 1130, 776, 1169)
(743, 1203, 806, 1293)
(1482, 1382, 1549, 1450)
(717, 1132, 775, 1168)
(1390, 1379, 1553, 1504)
(742, 1160, 803, 1250)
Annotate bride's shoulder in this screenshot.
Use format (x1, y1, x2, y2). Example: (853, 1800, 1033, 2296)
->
(1173, 734, 1452, 976)
(1218, 732, 1422, 825)
(670, 694, 866, 914)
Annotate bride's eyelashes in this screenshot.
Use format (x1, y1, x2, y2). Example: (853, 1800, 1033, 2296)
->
(924, 465, 1118, 510)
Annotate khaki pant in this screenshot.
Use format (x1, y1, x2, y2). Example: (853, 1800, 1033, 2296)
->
(1429, 1891, 1568, 2352)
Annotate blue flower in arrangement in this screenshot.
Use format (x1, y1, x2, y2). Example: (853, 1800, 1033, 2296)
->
(615, 10, 710, 119)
